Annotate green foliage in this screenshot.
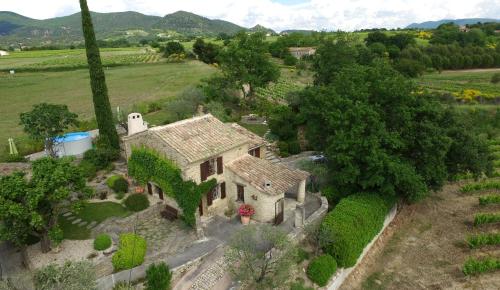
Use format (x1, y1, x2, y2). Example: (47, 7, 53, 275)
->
(112, 233, 147, 271)
(269, 105, 298, 141)
(83, 147, 120, 170)
(463, 257, 500, 276)
(193, 38, 220, 64)
(225, 225, 297, 289)
(107, 175, 129, 193)
(79, 0, 119, 150)
(479, 194, 500, 205)
(284, 54, 298, 66)
(145, 262, 172, 290)
(295, 248, 310, 264)
(163, 41, 185, 57)
(0, 157, 87, 252)
(466, 232, 500, 249)
(34, 261, 96, 290)
(491, 73, 500, 84)
(112, 282, 134, 290)
(288, 140, 301, 155)
(19, 103, 78, 157)
(306, 254, 337, 287)
(290, 281, 314, 290)
(127, 147, 216, 227)
(474, 212, 500, 226)
(124, 194, 150, 212)
(48, 225, 64, 247)
(461, 181, 500, 193)
(78, 159, 98, 180)
(320, 194, 394, 267)
(218, 32, 280, 93)
(94, 234, 112, 251)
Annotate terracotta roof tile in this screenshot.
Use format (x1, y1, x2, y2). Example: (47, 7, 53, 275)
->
(227, 155, 309, 196)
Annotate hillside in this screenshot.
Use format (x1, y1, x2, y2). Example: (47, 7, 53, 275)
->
(153, 11, 244, 36)
(407, 18, 500, 29)
(0, 10, 265, 46)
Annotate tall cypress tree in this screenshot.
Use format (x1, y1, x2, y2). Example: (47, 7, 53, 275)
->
(79, 0, 119, 149)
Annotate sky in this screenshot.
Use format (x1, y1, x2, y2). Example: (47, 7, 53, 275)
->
(2, 0, 500, 31)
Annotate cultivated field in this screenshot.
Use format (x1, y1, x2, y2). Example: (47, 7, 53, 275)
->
(418, 69, 500, 96)
(0, 60, 215, 142)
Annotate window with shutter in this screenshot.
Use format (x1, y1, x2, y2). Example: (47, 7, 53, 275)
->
(207, 187, 214, 206)
(255, 147, 261, 158)
(217, 156, 223, 174)
(221, 182, 226, 199)
(200, 161, 208, 181)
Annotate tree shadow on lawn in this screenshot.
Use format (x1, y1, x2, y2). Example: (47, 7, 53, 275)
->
(59, 201, 132, 240)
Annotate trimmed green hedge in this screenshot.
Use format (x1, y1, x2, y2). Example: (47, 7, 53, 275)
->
(124, 194, 150, 212)
(145, 262, 172, 290)
(94, 234, 112, 251)
(127, 147, 216, 227)
(466, 233, 500, 249)
(463, 257, 500, 276)
(320, 193, 394, 267)
(107, 175, 129, 193)
(112, 233, 147, 271)
(306, 254, 337, 286)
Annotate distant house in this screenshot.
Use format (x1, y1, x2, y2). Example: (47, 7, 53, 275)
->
(123, 114, 309, 224)
(0, 50, 9, 56)
(459, 25, 470, 32)
(289, 47, 316, 59)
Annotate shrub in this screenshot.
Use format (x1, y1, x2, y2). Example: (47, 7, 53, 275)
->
(320, 194, 394, 267)
(107, 175, 129, 193)
(479, 195, 500, 205)
(278, 141, 290, 157)
(145, 262, 172, 290)
(491, 72, 500, 84)
(284, 54, 297, 66)
(99, 191, 108, 200)
(463, 257, 500, 276)
(474, 213, 500, 226)
(466, 233, 500, 249)
(460, 181, 500, 193)
(34, 261, 96, 290)
(83, 147, 119, 170)
(124, 194, 150, 212)
(295, 248, 310, 264)
(94, 234, 112, 251)
(112, 233, 147, 271)
(306, 254, 337, 287)
(79, 160, 97, 180)
(290, 281, 314, 290)
(288, 140, 301, 155)
(113, 282, 134, 290)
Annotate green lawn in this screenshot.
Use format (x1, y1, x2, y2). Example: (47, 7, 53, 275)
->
(418, 69, 500, 96)
(0, 60, 215, 143)
(59, 201, 132, 240)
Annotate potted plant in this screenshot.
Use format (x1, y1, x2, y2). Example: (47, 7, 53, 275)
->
(238, 204, 255, 225)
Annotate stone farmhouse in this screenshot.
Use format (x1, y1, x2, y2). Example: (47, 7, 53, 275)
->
(123, 113, 309, 225)
(288, 47, 316, 59)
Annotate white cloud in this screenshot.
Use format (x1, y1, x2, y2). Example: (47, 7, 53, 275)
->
(2, 0, 500, 31)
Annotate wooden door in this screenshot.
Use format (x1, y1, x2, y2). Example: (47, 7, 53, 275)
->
(158, 187, 164, 200)
(199, 201, 204, 216)
(237, 184, 245, 202)
(254, 147, 261, 158)
(147, 183, 153, 195)
(275, 198, 284, 225)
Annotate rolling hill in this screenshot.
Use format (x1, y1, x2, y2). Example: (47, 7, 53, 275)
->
(407, 18, 500, 29)
(0, 10, 263, 47)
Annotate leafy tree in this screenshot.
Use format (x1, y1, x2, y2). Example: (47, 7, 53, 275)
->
(34, 261, 96, 290)
(163, 41, 185, 57)
(268, 105, 298, 141)
(145, 262, 172, 290)
(225, 225, 297, 289)
(218, 32, 280, 95)
(166, 87, 205, 121)
(193, 38, 220, 64)
(365, 31, 389, 47)
(0, 157, 87, 253)
(19, 103, 78, 157)
(79, 0, 119, 150)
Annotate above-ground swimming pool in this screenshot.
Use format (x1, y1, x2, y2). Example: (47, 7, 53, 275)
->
(53, 132, 92, 157)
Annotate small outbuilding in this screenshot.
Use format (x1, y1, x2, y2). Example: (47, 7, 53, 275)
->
(0, 50, 9, 56)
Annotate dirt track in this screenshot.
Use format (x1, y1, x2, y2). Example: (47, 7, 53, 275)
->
(340, 183, 500, 290)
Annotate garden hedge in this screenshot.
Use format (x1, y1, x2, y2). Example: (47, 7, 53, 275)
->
(127, 147, 216, 227)
(112, 233, 147, 271)
(145, 262, 172, 290)
(107, 175, 129, 193)
(93, 234, 112, 251)
(320, 193, 394, 267)
(306, 254, 337, 286)
(124, 193, 150, 212)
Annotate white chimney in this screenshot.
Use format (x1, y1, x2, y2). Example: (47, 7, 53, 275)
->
(127, 113, 148, 136)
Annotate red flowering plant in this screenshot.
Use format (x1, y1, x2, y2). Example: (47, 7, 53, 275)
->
(238, 204, 255, 216)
